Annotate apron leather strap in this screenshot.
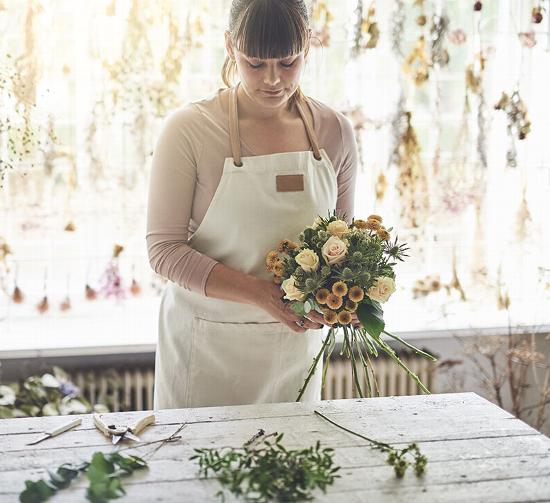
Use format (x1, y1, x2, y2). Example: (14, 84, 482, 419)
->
(229, 85, 243, 167)
(229, 82, 323, 164)
(295, 98, 322, 161)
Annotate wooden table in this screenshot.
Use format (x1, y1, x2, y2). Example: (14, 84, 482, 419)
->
(1, 392, 549, 502)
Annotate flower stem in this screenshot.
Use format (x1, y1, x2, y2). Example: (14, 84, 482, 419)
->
(296, 328, 334, 402)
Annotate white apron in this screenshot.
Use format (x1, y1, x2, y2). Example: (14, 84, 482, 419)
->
(154, 83, 338, 410)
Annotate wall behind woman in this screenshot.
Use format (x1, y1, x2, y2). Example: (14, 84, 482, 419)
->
(0, 0, 549, 345)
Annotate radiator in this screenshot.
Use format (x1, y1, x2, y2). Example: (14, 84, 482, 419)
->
(71, 354, 435, 412)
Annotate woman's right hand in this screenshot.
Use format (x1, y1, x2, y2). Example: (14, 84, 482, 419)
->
(254, 280, 324, 333)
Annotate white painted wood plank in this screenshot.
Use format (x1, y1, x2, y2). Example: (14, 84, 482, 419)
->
(3, 456, 550, 503)
(2, 428, 548, 477)
(0, 392, 512, 438)
(1, 393, 548, 502)
(0, 410, 535, 454)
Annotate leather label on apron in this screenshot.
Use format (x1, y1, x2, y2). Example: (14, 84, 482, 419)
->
(276, 174, 304, 192)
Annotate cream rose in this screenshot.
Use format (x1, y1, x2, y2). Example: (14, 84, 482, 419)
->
(367, 277, 396, 303)
(321, 235, 348, 265)
(281, 276, 306, 301)
(295, 249, 320, 272)
(327, 219, 350, 238)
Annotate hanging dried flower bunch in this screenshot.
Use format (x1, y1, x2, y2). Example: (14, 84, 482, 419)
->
(85, 101, 107, 191)
(98, 244, 126, 300)
(494, 90, 531, 168)
(12, 284, 24, 304)
(394, 112, 429, 229)
(444, 251, 467, 302)
(531, 3, 545, 24)
(465, 50, 489, 170)
(448, 29, 466, 45)
(375, 170, 388, 203)
(437, 94, 480, 215)
(402, 35, 431, 86)
(518, 31, 537, 48)
(97, 1, 189, 190)
(351, 0, 379, 56)
(85, 283, 98, 301)
(412, 274, 441, 299)
(310, 0, 333, 48)
(496, 266, 510, 310)
(430, 14, 450, 67)
(0, 1, 44, 185)
(390, 0, 405, 57)
(515, 188, 532, 241)
(0, 236, 12, 296)
(36, 268, 49, 314)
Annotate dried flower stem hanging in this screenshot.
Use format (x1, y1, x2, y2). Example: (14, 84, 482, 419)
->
(310, 0, 333, 48)
(98, 244, 126, 300)
(352, 0, 379, 56)
(391, 0, 405, 57)
(515, 187, 532, 241)
(444, 249, 467, 301)
(394, 112, 430, 229)
(0, 1, 44, 185)
(494, 90, 531, 168)
(36, 267, 49, 314)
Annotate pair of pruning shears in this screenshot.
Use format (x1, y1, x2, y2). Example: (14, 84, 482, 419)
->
(93, 412, 155, 445)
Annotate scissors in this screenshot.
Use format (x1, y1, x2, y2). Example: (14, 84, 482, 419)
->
(93, 412, 155, 445)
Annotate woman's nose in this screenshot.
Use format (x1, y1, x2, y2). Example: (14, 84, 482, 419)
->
(263, 65, 281, 87)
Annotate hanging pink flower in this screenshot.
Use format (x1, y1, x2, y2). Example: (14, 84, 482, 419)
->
(98, 260, 126, 300)
(448, 29, 466, 45)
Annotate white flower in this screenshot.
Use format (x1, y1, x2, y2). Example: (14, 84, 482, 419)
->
(327, 219, 350, 238)
(295, 249, 320, 272)
(321, 235, 348, 266)
(367, 277, 396, 303)
(281, 276, 306, 301)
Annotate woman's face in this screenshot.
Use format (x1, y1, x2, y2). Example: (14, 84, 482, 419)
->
(225, 32, 308, 109)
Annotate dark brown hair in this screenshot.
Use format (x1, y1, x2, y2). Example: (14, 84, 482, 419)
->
(221, 0, 310, 109)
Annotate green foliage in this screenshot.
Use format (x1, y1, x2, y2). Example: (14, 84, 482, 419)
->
(0, 366, 109, 419)
(190, 431, 340, 502)
(19, 452, 147, 503)
(386, 443, 428, 478)
(313, 410, 428, 479)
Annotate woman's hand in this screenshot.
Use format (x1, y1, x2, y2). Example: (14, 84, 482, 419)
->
(305, 308, 362, 329)
(254, 280, 324, 333)
(253, 279, 362, 332)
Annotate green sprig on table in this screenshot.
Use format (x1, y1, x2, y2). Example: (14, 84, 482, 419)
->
(190, 430, 340, 502)
(19, 452, 147, 503)
(314, 410, 428, 478)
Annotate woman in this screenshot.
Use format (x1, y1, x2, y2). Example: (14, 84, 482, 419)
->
(147, 0, 358, 410)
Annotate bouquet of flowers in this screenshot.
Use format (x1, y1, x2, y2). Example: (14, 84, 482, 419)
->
(266, 212, 437, 401)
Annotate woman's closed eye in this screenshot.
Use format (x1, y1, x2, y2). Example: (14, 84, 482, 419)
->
(248, 60, 296, 69)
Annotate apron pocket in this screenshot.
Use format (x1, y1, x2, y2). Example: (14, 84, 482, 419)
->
(188, 318, 286, 407)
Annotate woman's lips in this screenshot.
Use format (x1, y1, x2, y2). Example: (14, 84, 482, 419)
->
(262, 89, 284, 96)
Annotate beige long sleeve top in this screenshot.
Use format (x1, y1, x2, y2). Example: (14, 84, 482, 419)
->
(146, 88, 359, 296)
